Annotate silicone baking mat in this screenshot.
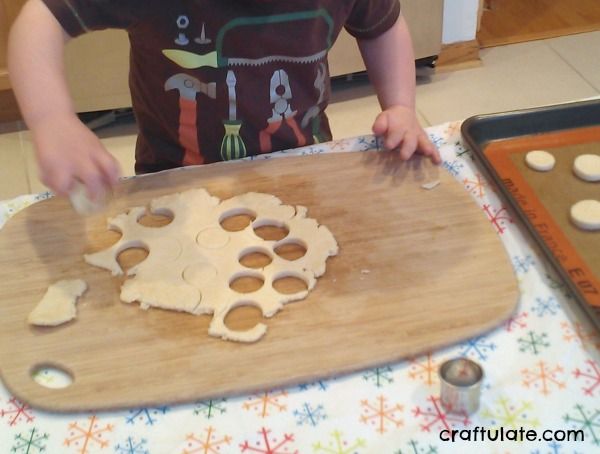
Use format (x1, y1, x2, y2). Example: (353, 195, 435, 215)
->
(462, 100, 600, 329)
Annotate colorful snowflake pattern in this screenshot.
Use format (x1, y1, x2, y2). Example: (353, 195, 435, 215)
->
(462, 173, 486, 198)
(408, 353, 439, 386)
(521, 361, 566, 395)
(563, 404, 600, 445)
(1, 398, 34, 426)
(531, 296, 560, 317)
(183, 426, 232, 454)
(359, 395, 403, 434)
(293, 403, 326, 427)
(513, 255, 536, 274)
(298, 380, 330, 392)
(239, 427, 297, 453)
(412, 395, 470, 432)
(573, 359, 600, 397)
(114, 436, 149, 454)
(313, 430, 366, 453)
(442, 159, 464, 177)
(362, 366, 394, 387)
(482, 396, 540, 429)
(64, 415, 114, 453)
(194, 399, 227, 419)
(518, 331, 550, 355)
(10, 427, 49, 453)
(242, 391, 288, 418)
(454, 141, 472, 160)
(394, 439, 438, 454)
(459, 335, 497, 361)
(504, 311, 529, 332)
(482, 204, 513, 234)
(126, 407, 169, 426)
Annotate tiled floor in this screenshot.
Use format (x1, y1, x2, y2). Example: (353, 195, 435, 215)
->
(1, 31, 600, 201)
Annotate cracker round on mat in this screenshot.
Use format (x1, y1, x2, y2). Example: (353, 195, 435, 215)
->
(570, 199, 600, 231)
(573, 154, 600, 182)
(525, 150, 555, 172)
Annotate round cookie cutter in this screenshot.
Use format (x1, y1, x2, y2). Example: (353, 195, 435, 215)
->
(439, 357, 483, 415)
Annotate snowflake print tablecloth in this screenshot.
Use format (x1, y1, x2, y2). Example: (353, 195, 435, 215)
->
(1, 122, 600, 454)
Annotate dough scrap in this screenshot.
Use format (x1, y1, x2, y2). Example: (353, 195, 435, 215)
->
(573, 154, 600, 182)
(570, 199, 600, 231)
(28, 279, 88, 326)
(525, 150, 555, 172)
(85, 189, 338, 342)
(421, 180, 441, 190)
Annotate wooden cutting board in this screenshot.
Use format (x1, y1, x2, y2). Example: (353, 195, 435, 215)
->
(0, 151, 519, 412)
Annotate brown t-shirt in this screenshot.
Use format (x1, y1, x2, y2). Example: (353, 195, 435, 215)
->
(42, 0, 400, 173)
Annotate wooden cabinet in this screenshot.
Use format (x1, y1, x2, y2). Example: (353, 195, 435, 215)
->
(329, 0, 445, 76)
(0, 0, 25, 90)
(1, 0, 444, 112)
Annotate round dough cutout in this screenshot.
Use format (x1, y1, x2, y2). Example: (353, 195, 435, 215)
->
(196, 227, 230, 249)
(183, 262, 218, 287)
(525, 150, 555, 172)
(570, 199, 600, 231)
(573, 154, 600, 182)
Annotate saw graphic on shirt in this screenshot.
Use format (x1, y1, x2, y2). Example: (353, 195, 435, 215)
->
(161, 9, 334, 163)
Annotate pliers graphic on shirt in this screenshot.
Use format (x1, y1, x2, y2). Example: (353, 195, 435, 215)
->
(259, 69, 306, 153)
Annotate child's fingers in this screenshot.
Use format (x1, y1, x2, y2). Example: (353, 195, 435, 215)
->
(372, 111, 389, 136)
(41, 166, 72, 197)
(417, 132, 442, 164)
(398, 131, 418, 161)
(385, 126, 407, 151)
(95, 151, 121, 187)
(77, 162, 107, 202)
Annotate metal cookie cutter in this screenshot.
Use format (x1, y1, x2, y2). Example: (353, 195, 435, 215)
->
(439, 358, 483, 415)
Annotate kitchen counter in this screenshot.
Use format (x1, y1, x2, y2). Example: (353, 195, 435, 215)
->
(1, 122, 599, 453)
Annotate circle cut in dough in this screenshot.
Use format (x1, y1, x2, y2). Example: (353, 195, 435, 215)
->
(570, 199, 600, 231)
(196, 227, 230, 249)
(573, 154, 600, 182)
(183, 262, 218, 287)
(525, 150, 555, 172)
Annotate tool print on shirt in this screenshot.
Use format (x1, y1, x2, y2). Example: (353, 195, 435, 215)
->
(162, 10, 333, 69)
(161, 9, 334, 162)
(221, 70, 246, 160)
(164, 73, 216, 166)
(260, 69, 306, 153)
(301, 62, 328, 144)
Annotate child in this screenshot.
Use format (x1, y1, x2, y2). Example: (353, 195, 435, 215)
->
(8, 0, 441, 200)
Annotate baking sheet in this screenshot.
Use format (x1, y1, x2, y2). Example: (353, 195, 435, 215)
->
(462, 100, 600, 329)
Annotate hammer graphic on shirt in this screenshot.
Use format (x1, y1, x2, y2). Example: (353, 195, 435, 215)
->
(165, 73, 216, 165)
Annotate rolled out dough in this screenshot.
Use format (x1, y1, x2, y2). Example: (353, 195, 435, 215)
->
(573, 154, 600, 182)
(85, 189, 338, 342)
(28, 279, 88, 326)
(570, 199, 600, 231)
(525, 150, 555, 172)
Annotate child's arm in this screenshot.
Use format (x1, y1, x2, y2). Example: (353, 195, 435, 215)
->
(357, 14, 441, 164)
(8, 0, 120, 199)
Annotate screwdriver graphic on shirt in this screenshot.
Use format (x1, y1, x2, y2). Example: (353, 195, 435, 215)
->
(220, 70, 247, 161)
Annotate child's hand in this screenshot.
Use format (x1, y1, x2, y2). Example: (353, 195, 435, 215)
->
(32, 114, 121, 200)
(372, 105, 441, 165)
